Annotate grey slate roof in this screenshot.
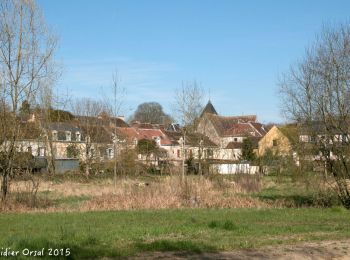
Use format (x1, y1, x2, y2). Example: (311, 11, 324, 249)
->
(200, 100, 218, 117)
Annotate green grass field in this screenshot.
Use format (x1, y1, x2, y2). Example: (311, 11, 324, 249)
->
(2, 207, 350, 259)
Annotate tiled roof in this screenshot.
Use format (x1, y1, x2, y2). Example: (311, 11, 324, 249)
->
(163, 130, 218, 147)
(137, 129, 173, 146)
(250, 122, 267, 136)
(116, 127, 174, 146)
(224, 123, 255, 136)
(110, 117, 129, 127)
(162, 130, 182, 145)
(200, 100, 218, 117)
(206, 114, 264, 137)
(116, 127, 139, 141)
(131, 122, 165, 129)
(19, 122, 42, 140)
(75, 115, 129, 128)
(45, 122, 85, 142)
(80, 125, 112, 143)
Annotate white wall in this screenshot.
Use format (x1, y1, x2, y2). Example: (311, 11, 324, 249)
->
(211, 163, 259, 174)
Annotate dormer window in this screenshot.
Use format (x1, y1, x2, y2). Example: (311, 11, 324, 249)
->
(52, 130, 58, 141)
(65, 131, 71, 141)
(76, 132, 81, 142)
(153, 136, 161, 145)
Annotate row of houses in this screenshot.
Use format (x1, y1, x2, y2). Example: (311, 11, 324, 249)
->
(9, 101, 328, 173)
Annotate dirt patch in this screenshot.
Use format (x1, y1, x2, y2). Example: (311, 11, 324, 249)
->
(131, 239, 350, 259)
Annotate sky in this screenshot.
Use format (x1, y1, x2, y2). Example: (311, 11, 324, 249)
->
(38, 0, 350, 123)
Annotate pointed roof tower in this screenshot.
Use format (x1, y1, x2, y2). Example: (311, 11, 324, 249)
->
(200, 100, 218, 117)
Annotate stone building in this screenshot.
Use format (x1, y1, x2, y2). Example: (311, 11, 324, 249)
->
(258, 124, 297, 157)
(196, 101, 267, 160)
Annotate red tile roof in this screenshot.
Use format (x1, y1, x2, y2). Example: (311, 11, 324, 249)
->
(116, 127, 173, 146)
(223, 123, 255, 136)
(137, 129, 173, 145)
(116, 127, 139, 141)
(206, 114, 266, 137)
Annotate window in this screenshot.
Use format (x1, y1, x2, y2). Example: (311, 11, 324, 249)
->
(272, 139, 278, 146)
(309, 136, 316, 143)
(65, 131, 71, 141)
(76, 132, 81, 142)
(107, 148, 113, 159)
(299, 135, 308, 142)
(207, 149, 213, 158)
(27, 146, 32, 154)
(177, 149, 181, 158)
(342, 134, 348, 144)
(38, 147, 45, 157)
(52, 130, 58, 141)
(234, 138, 238, 142)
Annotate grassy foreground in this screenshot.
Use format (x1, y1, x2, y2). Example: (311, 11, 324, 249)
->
(1, 208, 350, 259)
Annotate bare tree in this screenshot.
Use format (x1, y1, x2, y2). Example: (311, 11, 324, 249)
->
(279, 23, 350, 209)
(0, 0, 58, 200)
(174, 81, 204, 130)
(71, 98, 106, 176)
(102, 71, 126, 190)
(174, 80, 204, 178)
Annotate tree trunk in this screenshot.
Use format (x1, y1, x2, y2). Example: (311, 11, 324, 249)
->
(1, 172, 9, 201)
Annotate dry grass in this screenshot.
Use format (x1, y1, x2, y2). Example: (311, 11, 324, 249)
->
(81, 175, 269, 211)
(1, 174, 269, 212)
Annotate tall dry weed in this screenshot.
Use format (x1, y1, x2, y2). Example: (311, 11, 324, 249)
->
(81, 175, 268, 211)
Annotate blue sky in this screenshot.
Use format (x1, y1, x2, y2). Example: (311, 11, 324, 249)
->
(38, 0, 350, 123)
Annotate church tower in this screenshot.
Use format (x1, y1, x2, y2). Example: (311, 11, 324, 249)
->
(200, 100, 218, 117)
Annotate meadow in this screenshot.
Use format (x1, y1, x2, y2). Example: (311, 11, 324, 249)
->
(0, 173, 349, 259)
(2, 208, 350, 259)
